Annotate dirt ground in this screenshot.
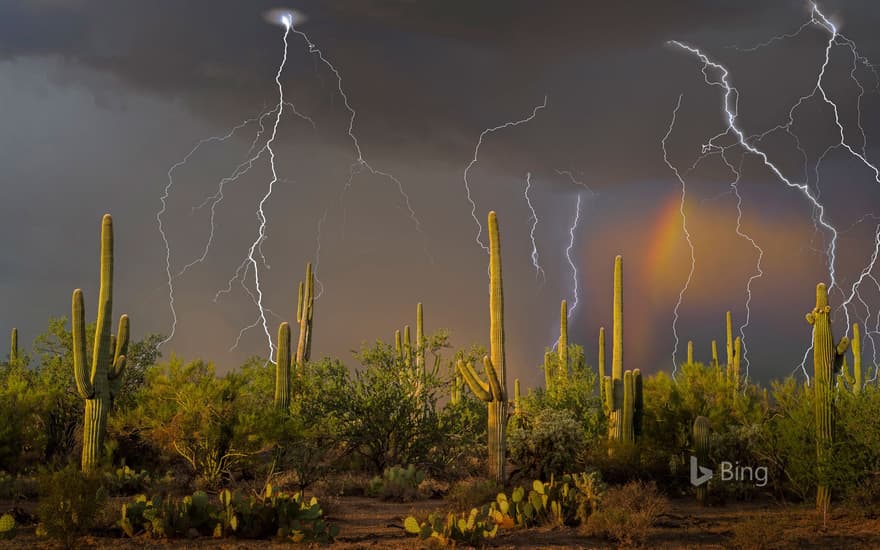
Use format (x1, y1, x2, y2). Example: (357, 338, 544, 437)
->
(2, 495, 880, 549)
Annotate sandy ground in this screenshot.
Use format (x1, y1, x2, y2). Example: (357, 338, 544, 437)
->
(2, 495, 879, 549)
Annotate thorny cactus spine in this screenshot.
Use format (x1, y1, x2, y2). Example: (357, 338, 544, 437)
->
(806, 282, 849, 513)
(457, 210, 508, 483)
(73, 214, 129, 473)
(275, 322, 291, 411)
(693, 416, 710, 506)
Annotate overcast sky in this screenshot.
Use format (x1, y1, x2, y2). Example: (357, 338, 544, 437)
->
(2, 0, 880, 386)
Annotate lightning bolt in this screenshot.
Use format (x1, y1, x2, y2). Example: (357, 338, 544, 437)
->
(670, 1, 880, 381)
(236, 12, 293, 361)
(555, 169, 595, 320)
(464, 97, 548, 251)
(313, 208, 328, 300)
(564, 194, 583, 317)
(523, 172, 545, 282)
(661, 94, 697, 380)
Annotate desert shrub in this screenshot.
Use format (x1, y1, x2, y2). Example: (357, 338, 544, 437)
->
(728, 513, 791, 550)
(332, 336, 447, 473)
(584, 480, 668, 546)
(508, 407, 584, 480)
(446, 477, 503, 510)
(367, 464, 427, 502)
(36, 465, 107, 549)
(536, 345, 604, 438)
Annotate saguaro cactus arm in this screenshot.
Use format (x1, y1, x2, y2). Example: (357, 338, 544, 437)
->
(457, 359, 491, 401)
(72, 289, 94, 399)
(483, 356, 505, 401)
(109, 314, 130, 382)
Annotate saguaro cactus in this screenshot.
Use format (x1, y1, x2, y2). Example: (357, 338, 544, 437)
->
(8, 328, 17, 364)
(633, 368, 643, 440)
(416, 303, 425, 373)
(806, 282, 849, 512)
(853, 323, 862, 395)
(693, 416, 710, 505)
(558, 300, 569, 380)
(295, 263, 315, 371)
(73, 214, 129, 473)
(622, 371, 634, 442)
(731, 336, 742, 387)
(457, 210, 508, 482)
(711, 340, 719, 368)
(725, 311, 734, 367)
(598, 327, 606, 410)
(395, 330, 402, 360)
(687, 340, 694, 365)
(274, 322, 291, 410)
(608, 255, 624, 441)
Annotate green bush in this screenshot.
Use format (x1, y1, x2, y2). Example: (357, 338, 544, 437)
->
(36, 465, 108, 549)
(508, 407, 584, 480)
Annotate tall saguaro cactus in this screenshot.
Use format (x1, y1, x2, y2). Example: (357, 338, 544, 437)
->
(687, 340, 694, 364)
(598, 327, 606, 410)
(608, 255, 624, 441)
(457, 210, 508, 482)
(725, 311, 734, 367)
(295, 263, 315, 371)
(558, 300, 569, 380)
(274, 322, 291, 410)
(8, 328, 17, 364)
(852, 323, 862, 395)
(693, 416, 710, 505)
(73, 214, 129, 473)
(806, 282, 849, 513)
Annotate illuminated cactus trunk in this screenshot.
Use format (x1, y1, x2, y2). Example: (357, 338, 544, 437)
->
(853, 323, 862, 395)
(395, 330, 402, 360)
(731, 336, 742, 388)
(403, 325, 413, 368)
(295, 263, 314, 372)
(693, 416, 710, 506)
(543, 351, 553, 393)
(598, 327, 606, 411)
(711, 340, 719, 368)
(806, 283, 849, 513)
(514, 379, 521, 418)
(457, 211, 508, 482)
(9, 328, 17, 364)
(274, 322, 291, 410)
(558, 300, 568, 381)
(416, 303, 425, 373)
(687, 340, 694, 364)
(73, 214, 129, 473)
(609, 255, 624, 442)
(725, 311, 734, 368)
(622, 371, 634, 442)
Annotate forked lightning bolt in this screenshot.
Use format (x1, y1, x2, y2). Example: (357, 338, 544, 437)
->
(464, 97, 548, 252)
(661, 94, 696, 380)
(670, 1, 880, 381)
(523, 172, 545, 282)
(236, 12, 293, 360)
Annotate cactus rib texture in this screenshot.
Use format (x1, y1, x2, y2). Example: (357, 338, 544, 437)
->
(806, 282, 849, 513)
(456, 210, 508, 482)
(73, 214, 129, 473)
